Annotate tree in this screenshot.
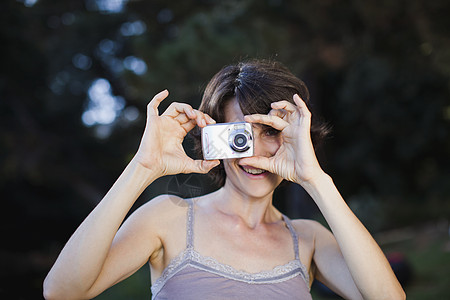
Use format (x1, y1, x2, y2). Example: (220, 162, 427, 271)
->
(1, 0, 449, 298)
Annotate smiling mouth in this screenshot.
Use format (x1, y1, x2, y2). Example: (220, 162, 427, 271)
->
(239, 165, 267, 175)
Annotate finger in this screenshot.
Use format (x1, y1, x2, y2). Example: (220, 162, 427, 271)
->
(293, 94, 312, 118)
(170, 107, 214, 130)
(192, 109, 210, 127)
(270, 100, 298, 114)
(244, 114, 289, 131)
(239, 156, 273, 173)
(180, 119, 197, 132)
(162, 102, 196, 119)
(204, 113, 216, 125)
(174, 113, 190, 124)
(177, 111, 215, 130)
(268, 108, 288, 118)
(147, 90, 169, 116)
(184, 159, 220, 174)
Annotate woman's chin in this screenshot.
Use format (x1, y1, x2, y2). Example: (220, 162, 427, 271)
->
(229, 174, 281, 198)
(243, 187, 275, 199)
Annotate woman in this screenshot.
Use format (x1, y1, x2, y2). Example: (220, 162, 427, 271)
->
(44, 60, 405, 299)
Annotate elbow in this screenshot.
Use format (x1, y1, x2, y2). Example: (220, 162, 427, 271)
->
(378, 287, 406, 300)
(43, 290, 56, 300)
(43, 276, 93, 300)
(396, 288, 406, 300)
(43, 285, 86, 300)
(380, 274, 406, 300)
(43, 280, 56, 300)
(43, 276, 75, 300)
(390, 280, 406, 300)
(384, 290, 406, 300)
(362, 284, 406, 300)
(43, 276, 62, 300)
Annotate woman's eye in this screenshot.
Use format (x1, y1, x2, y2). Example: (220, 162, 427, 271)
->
(264, 128, 280, 136)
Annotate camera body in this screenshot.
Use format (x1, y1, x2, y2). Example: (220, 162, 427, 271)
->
(201, 122, 254, 160)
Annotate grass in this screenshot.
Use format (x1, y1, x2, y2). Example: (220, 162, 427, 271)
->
(398, 238, 450, 299)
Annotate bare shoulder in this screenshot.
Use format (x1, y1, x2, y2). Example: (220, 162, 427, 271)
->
(136, 194, 189, 218)
(290, 219, 332, 242)
(128, 194, 190, 231)
(144, 193, 190, 210)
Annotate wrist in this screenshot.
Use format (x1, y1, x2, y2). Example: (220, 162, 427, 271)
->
(296, 169, 331, 192)
(128, 157, 163, 186)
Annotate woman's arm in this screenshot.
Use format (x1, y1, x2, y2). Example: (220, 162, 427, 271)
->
(242, 94, 405, 300)
(303, 173, 405, 300)
(43, 90, 219, 299)
(43, 160, 160, 300)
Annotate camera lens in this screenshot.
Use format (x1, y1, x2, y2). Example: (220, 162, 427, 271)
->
(234, 134, 247, 147)
(230, 132, 250, 152)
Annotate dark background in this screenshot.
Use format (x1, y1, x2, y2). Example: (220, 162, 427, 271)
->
(1, 0, 449, 299)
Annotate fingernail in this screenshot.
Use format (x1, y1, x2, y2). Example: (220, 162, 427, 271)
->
(201, 119, 206, 126)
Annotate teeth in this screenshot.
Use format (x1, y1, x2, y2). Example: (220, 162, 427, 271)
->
(242, 166, 266, 175)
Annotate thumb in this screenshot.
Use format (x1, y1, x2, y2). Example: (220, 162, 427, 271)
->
(239, 156, 272, 172)
(185, 159, 220, 174)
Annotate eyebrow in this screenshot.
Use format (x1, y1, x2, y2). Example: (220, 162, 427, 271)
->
(252, 124, 280, 132)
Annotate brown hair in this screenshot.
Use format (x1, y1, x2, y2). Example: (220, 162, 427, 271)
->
(191, 59, 329, 187)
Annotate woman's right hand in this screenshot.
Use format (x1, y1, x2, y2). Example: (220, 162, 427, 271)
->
(133, 90, 220, 177)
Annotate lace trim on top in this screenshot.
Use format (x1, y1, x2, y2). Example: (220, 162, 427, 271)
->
(151, 247, 309, 296)
(151, 199, 310, 296)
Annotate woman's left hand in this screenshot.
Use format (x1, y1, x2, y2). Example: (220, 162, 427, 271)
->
(240, 94, 324, 186)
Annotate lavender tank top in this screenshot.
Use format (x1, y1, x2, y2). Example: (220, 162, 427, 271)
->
(151, 199, 312, 299)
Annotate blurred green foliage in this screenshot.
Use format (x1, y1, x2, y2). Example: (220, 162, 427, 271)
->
(1, 0, 449, 298)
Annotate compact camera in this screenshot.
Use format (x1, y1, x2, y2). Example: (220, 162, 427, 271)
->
(201, 122, 254, 160)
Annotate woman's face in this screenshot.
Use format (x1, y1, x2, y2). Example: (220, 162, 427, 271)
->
(222, 98, 284, 199)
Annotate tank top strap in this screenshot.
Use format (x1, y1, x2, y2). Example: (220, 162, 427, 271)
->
(282, 214, 300, 260)
(185, 198, 195, 249)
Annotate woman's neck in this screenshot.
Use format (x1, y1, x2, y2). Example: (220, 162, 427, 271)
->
(211, 181, 281, 229)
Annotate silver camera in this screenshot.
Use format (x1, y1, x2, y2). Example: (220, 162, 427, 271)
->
(201, 122, 254, 160)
